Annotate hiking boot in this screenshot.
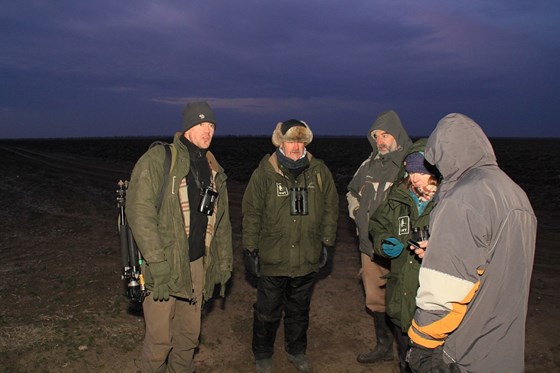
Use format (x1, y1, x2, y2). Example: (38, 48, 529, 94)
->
(357, 312, 394, 364)
(356, 345, 394, 364)
(287, 354, 311, 372)
(256, 358, 273, 373)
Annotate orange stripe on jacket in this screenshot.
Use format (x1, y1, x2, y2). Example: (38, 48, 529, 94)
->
(409, 280, 480, 348)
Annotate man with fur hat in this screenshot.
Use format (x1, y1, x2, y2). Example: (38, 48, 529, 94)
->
(347, 110, 412, 365)
(242, 119, 339, 373)
(126, 101, 233, 372)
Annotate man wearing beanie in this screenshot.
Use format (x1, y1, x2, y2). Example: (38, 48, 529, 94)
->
(369, 139, 439, 373)
(242, 119, 339, 373)
(347, 110, 412, 365)
(126, 101, 233, 373)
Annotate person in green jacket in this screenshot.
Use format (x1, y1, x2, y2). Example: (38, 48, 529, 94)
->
(369, 139, 439, 373)
(126, 102, 233, 373)
(242, 119, 338, 373)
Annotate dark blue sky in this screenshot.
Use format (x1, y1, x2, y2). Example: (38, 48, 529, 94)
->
(1, 1, 559, 139)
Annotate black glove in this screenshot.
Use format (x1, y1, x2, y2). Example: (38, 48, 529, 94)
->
(319, 245, 333, 269)
(243, 249, 260, 277)
(407, 345, 453, 373)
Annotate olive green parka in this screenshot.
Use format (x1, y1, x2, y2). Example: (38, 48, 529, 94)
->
(369, 139, 435, 331)
(242, 152, 338, 277)
(126, 132, 233, 301)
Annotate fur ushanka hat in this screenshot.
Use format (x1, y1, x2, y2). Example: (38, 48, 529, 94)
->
(271, 119, 313, 147)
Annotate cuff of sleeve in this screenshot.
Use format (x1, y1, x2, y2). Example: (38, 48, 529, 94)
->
(408, 321, 445, 349)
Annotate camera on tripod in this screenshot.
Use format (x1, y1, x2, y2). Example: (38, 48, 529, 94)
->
(290, 187, 308, 215)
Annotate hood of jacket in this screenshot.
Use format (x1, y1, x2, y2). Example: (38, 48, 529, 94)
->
(368, 110, 412, 154)
(424, 113, 497, 198)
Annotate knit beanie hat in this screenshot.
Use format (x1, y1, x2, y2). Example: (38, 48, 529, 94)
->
(272, 119, 313, 147)
(182, 101, 216, 132)
(405, 152, 436, 175)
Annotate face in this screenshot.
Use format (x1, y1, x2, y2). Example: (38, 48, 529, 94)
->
(372, 130, 398, 155)
(184, 122, 215, 149)
(280, 141, 305, 161)
(409, 172, 432, 189)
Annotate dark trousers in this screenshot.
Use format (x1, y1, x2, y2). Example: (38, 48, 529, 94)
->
(252, 272, 317, 360)
(392, 322, 412, 373)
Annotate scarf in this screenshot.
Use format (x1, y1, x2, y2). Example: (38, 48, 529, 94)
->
(276, 148, 310, 178)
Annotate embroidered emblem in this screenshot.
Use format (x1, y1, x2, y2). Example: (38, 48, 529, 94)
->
(276, 182, 289, 197)
(398, 216, 410, 235)
(198, 114, 206, 119)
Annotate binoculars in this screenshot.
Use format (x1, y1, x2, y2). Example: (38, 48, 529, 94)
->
(411, 226, 430, 242)
(290, 187, 309, 215)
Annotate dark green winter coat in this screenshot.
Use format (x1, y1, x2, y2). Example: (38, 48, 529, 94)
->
(126, 132, 233, 301)
(369, 139, 435, 331)
(242, 152, 338, 277)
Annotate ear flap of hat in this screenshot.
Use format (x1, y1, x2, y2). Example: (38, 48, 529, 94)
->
(272, 120, 313, 147)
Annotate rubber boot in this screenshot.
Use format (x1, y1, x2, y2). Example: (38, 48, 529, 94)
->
(357, 312, 394, 363)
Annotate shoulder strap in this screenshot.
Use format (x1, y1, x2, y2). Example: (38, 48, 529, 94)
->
(169, 144, 177, 175)
(151, 142, 173, 213)
(316, 171, 323, 192)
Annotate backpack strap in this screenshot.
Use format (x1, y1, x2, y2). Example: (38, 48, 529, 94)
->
(155, 144, 171, 213)
(149, 141, 175, 213)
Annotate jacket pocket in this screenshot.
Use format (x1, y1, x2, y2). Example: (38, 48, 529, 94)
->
(258, 231, 284, 265)
(302, 229, 322, 264)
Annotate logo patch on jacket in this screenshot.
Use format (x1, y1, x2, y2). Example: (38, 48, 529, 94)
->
(276, 182, 289, 197)
(398, 216, 410, 235)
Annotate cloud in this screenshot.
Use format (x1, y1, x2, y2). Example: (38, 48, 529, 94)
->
(1, 0, 559, 138)
(151, 95, 366, 114)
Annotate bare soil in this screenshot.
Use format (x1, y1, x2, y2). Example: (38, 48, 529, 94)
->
(0, 138, 558, 373)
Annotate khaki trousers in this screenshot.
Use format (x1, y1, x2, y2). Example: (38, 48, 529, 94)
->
(141, 258, 204, 373)
(361, 253, 389, 313)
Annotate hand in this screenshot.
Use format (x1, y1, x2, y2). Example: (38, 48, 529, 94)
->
(243, 249, 260, 277)
(407, 345, 452, 373)
(409, 240, 428, 259)
(382, 237, 404, 258)
(149, 261, 178, 301)
(319, 245, 333, 268)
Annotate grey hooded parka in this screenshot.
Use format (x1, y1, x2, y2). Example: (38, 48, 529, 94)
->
(408, 113, 537, 372)
(347, 110, 413, 256)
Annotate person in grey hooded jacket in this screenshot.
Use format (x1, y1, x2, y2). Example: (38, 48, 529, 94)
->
(347, 110, 412, 364)
(407, 113, 537, 373)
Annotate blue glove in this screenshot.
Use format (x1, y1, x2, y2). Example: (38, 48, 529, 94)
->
(381, 237, 404, 258)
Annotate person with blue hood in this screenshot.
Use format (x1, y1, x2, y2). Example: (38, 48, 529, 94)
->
(407, 113, 537, 373)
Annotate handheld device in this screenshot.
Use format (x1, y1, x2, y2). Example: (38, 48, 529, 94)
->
(407, 239, 421, 249)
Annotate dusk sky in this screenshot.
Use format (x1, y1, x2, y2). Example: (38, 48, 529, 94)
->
(1, 1, 559, 139)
